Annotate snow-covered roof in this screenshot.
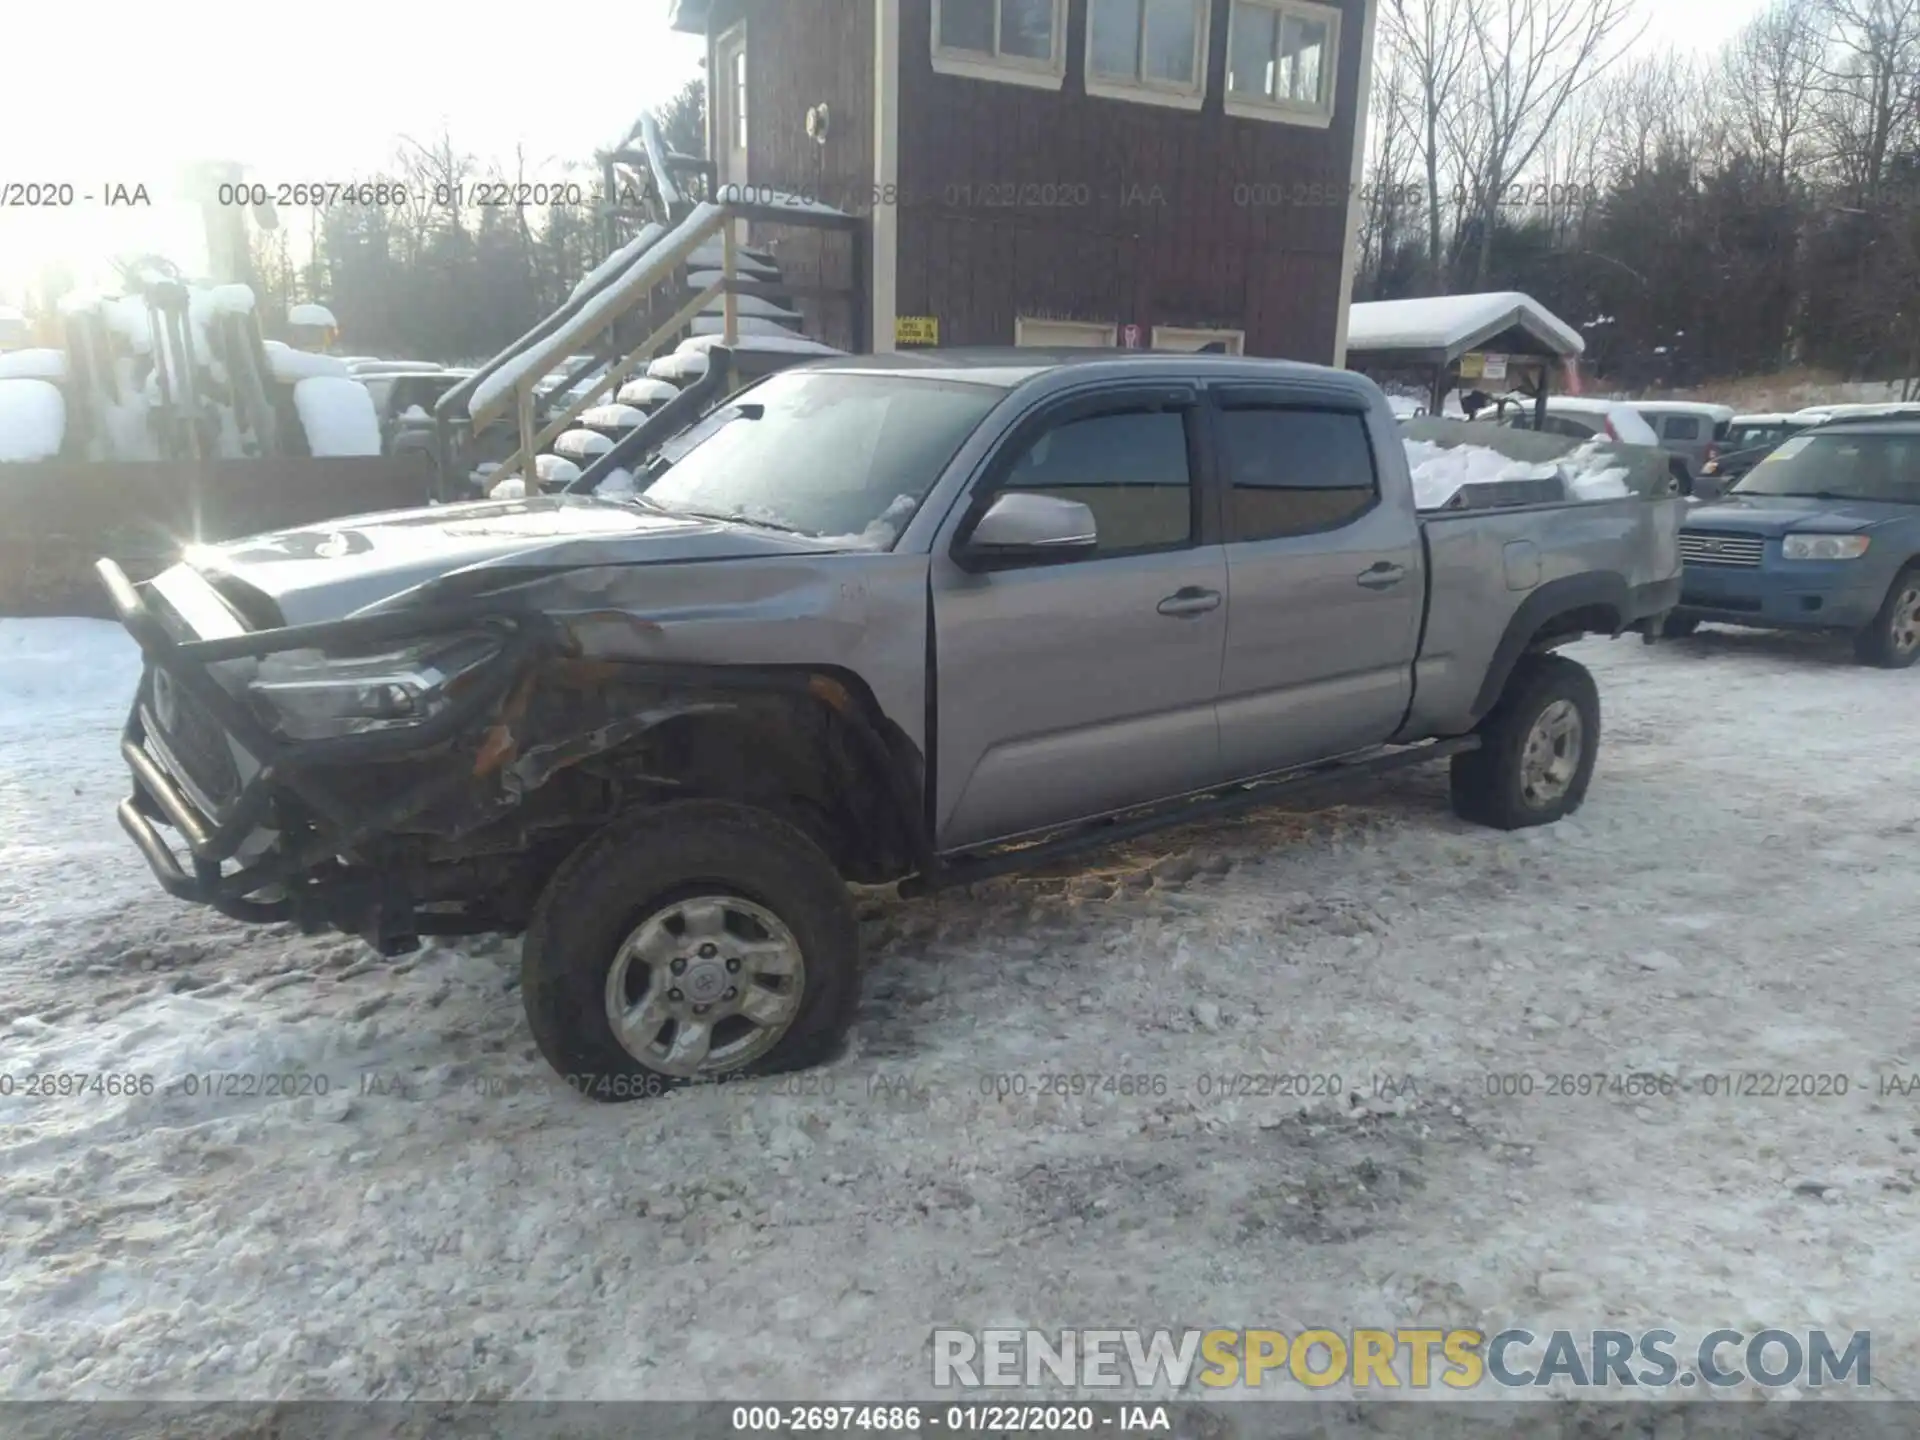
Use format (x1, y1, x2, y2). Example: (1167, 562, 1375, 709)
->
(1731, 413, 1795, 424)
(1631, 400, 1734, 420)
(1346, 292, 1584, 362)
(288, 302, 337, 329)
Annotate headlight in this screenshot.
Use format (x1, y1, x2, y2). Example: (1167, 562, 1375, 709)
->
(1782, 534, 1870, 561)
(246, 633, 502, 740)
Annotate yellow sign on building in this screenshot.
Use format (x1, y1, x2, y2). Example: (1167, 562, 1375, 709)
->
(896, 316, 939, 346)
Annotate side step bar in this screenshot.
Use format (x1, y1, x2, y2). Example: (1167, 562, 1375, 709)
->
(902, 735, 1480, 896)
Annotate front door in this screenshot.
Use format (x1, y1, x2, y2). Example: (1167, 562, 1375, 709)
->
(1210, 396, 1423, 778)
(931, 395, 1226, 850)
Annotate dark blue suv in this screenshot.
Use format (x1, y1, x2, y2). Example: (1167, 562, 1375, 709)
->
(1667, 419, 1920, 667)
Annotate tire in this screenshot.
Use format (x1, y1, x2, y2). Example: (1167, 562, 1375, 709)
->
(1450, 653, 1601, 830)
(1662, 614, 1700, 638)
(1852, 565, 1920, 669)
(520, 799, 860, 1100)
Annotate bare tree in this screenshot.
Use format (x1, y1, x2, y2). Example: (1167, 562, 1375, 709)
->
(1382, 0, 1478, 289)
(1456, 0, 1643, 286)
(1722, 0, 1825, 185)
(1807, 0, 1920, 196)
(396, 127, 478, 241)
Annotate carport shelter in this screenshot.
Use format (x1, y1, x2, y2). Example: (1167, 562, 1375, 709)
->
(1344, 292, 1584, 424)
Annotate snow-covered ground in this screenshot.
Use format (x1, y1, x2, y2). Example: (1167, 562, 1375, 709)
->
(2, 618, 1918, 1403)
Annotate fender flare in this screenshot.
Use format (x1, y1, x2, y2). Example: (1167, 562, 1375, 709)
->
(1469, 572, 1629, 723)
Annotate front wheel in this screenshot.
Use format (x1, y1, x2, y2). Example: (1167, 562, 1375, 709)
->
(520, 800, 861, 1100)
(1853, 566, 1920, 669)
(1450, 653, 1601, 830)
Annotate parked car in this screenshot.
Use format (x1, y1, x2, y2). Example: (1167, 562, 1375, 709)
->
(1667, 417, 1920, 666)
(367, 369, 476, 457)
(98, 351, 1681, 1095)
(1481, 397, 1689, 491)
(1631, 402, 1735, 491)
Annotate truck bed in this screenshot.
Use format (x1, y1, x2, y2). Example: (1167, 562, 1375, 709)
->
(1398, 492, 1685, 739)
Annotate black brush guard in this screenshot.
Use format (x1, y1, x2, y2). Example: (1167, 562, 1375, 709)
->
(98, 557, 544, 948)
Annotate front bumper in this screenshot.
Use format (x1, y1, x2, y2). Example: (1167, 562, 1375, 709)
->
(1675, 545, 1884, 630)
(98, 558, 539, 945)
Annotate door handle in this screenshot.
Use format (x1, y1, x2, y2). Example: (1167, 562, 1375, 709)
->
(1157, 587, 1222, 617)
(1356, 562, 1407, 590)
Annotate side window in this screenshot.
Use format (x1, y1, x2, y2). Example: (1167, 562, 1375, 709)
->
(995, 408, 1193, 556)
(1663, 415, 1701, 440)
(1217, 406, 1378, 541)
(1544, 415, 1595, 438)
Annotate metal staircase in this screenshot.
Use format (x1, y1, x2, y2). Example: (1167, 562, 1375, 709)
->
(432, 117, 865, 497)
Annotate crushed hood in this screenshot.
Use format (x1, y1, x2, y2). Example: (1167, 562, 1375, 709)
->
(183, 494, 851, 626)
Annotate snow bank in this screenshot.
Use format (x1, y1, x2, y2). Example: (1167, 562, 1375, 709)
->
(616, 377, 680, 408)
(0, 617, 141, 720)
(0, 379, 66, 462)
(288, 302, 337, 329)
(264, 342, 353, 382)
(0, 348, 66, 383)
(292, 376, 381, 456)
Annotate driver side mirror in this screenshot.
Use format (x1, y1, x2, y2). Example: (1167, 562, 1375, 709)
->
(962, 491, 1098, 567)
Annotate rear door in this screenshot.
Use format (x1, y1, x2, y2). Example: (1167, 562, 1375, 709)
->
(1210, 390, 1423, 779)
(930, 388, 1227, 850)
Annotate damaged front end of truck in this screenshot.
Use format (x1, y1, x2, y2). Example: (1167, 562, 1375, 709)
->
(100, 557, 929, 957)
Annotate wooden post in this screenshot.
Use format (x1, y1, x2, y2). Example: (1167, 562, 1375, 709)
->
(722, 220, 740, 346)
(517, 384, 537, 489)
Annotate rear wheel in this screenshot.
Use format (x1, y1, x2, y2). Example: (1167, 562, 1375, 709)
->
(520, 800, 861, 1100)
(1450, 653, 1601, 830)
(1853, 566, 1920, 669)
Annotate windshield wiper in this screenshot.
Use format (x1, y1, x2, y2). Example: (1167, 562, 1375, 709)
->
(678, 508, 808, 535)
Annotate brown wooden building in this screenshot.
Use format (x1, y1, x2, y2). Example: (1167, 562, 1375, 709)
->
(667, 0, 1376, 362)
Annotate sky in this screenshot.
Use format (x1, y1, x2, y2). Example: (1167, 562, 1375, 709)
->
(0, 0, 1767, 304)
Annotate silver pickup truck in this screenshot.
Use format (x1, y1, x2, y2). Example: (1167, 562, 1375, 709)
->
(99, 351, 1681, 1098)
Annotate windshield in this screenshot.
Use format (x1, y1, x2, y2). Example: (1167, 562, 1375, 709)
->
(1726, 422, 1796, 450)
(1732, 432, 1920, 502)
(640, 371, 1003, 546)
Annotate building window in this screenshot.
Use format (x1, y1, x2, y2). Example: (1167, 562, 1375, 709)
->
(932, 0, 1068, 89)
(1015, 317, 1119, 347)
(1217, 405, 1379, 541)
(1152, 325, 1246, 354)
(1085, 0, 1210, 110)
(1225, 0, 1340, 127)
(730, 48, 748, 146)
